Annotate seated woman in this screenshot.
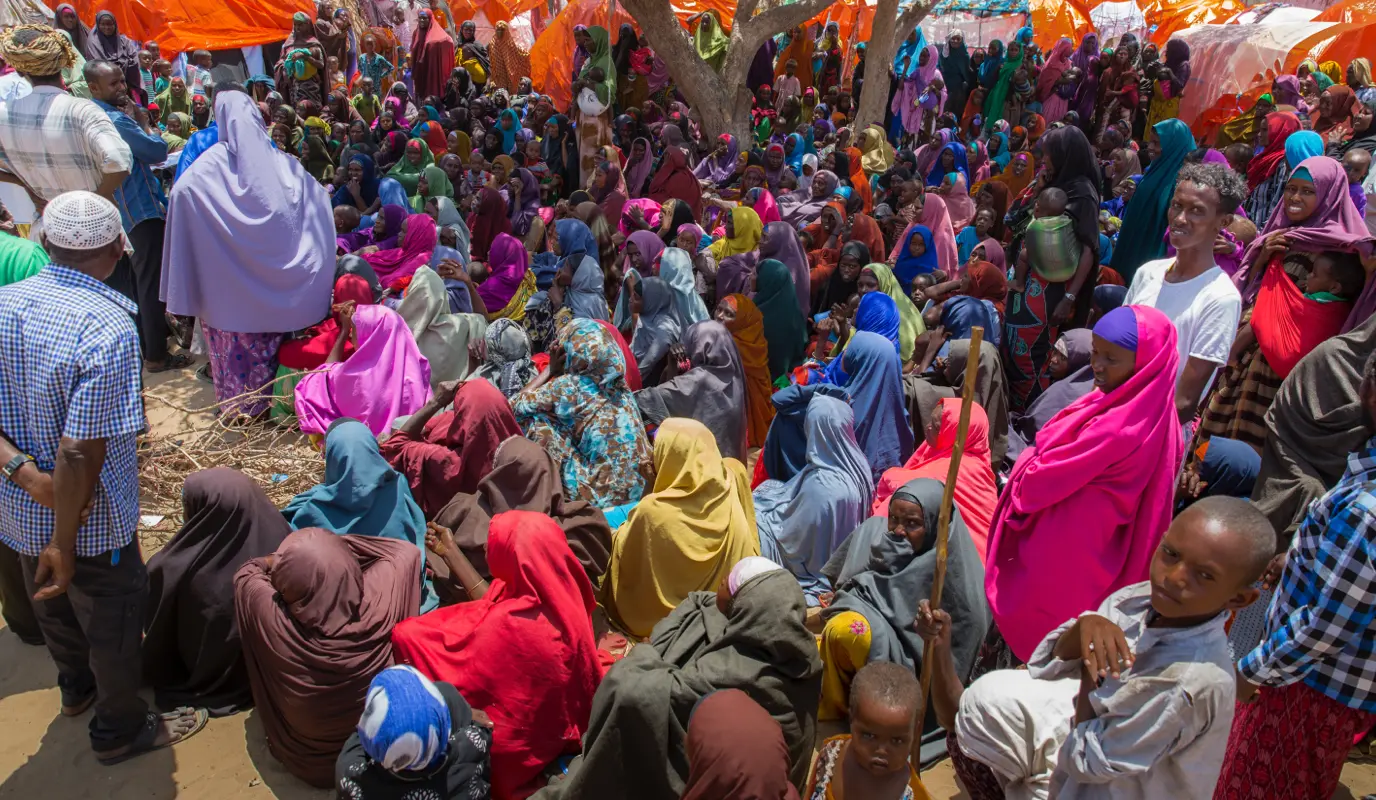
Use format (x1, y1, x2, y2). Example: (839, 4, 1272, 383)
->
(603, 418, 759, 638)
(391, 511, 601, 800)
(339, 203, 407, 254)
(378, 378, 521, 519)
(707, 205, 764, 299)
(986, 305, 1182, 662)
(828, 330, 916, 484)
(752, 259, 810, 383)
(512, 318, 653, 507)
(293, 304, 433, 438)
(283, 418, 437, 612)
(397, 265, 489, 387)
(541, 562, 821, 799)
(755, 394, 875, 605)
(234, 528, 422, 788)
(432, 436, 612, 585)
(716, 294, 776, 448)
(680, 689, 797, 799)
(618, 274, 682, 383)
(635, 321, 749, 462)
(335, 665, 494, 799)
(469, 318, 539, 398)
(361, 212, 439, 288)
(873, 398, 998, 559)
(1005, 329, 1093, 466)
(857, 262, 925, 362)
(475, 232, 536, 322)
(523, 220, 611, 349)
(273, 273, 376, 420)
(143, 468, 292, 716)
(819, 479, 989, 730)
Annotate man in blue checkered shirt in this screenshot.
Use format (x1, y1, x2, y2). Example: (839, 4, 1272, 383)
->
(0, 191, 204, 763)
(1218, 348, 1376, 797)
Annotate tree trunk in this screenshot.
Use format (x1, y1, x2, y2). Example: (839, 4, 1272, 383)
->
(852, 0, 936, 135)
(620, 0, 844, 143)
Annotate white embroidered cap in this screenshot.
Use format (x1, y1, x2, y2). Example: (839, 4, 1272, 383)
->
(42, 190, 124, 250)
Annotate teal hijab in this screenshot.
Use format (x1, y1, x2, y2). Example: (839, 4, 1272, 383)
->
(1110, 118, 1195, 282)
(282, 419, 437, 611)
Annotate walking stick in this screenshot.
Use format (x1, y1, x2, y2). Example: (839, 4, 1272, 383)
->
(912, 325, 983, 768)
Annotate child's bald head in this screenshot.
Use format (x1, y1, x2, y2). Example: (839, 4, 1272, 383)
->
(1344, 149, 1372, 186)
(1149, 496, 1273, 622)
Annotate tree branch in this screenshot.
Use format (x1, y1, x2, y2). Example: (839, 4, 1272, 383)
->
(739, 0, 841, 54)
(734, 0, 762, 31)
(895, 0, 937, 43)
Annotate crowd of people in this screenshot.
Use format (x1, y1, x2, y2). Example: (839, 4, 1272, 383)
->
(0, 5, 1375, 799)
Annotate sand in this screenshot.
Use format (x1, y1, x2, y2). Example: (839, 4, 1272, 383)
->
(1, 361, 1375, 799)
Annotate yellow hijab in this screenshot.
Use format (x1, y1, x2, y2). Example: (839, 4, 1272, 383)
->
(706, 206, 763, 261)
(866, 262, 925, 361)
(1320, 60, 1345, 87)
(602, 418, 759, 638)
(859, 124, 895, 176)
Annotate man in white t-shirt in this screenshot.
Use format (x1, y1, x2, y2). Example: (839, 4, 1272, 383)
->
(1124, 163, 1247, 424)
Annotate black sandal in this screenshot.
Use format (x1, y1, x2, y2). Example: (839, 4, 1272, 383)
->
(94, 707, 208, 766)
(144, 352, 195, 373)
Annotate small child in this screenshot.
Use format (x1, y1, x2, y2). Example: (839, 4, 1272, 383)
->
(138, 49, 154, 94)
(1013, 187, 1080, 288)
(774, 59, 801, 108)
(1301, 249, 1365, 304)
(805, 661, 928, 799)
(1343, 148, 1371, 218)
(523, 139, 549, 182)
(189, 49, 213, 97)
(326, 55, 347, 95)
(352, 77, 380, 126)
(463, 150, 490, 200)
(333, 204, 361, 235)
(957, 206, 996, 265)
(154, 59, 172, 95)
(921, 496, 1275, 798)
(1224, 142, 1253, 177)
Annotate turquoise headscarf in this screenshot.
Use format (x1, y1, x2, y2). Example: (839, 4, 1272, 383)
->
(1285, 130, 1325, 168)
(282, 419, 436, 611)
(1110, 118, 1196, 282)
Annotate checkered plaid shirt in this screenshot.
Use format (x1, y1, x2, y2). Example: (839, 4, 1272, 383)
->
(1239, 435, 1376, 712)
(0, 86, 132, 202)
(0, 266, 144, 557)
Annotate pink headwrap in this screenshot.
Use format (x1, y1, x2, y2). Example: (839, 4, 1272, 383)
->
(985, 305, 1182, 660)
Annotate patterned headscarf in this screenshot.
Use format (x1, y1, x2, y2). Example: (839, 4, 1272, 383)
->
(357, 665, 451, 772)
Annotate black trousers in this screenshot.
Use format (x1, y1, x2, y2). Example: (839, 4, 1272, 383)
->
(0, 540, 40, 642)
(21, 539, 149, 750)
(126, 218, 170, 364)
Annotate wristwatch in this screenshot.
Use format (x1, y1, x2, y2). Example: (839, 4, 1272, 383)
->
(1063, 291, 1077, 304)
(2, 452, 33, 481)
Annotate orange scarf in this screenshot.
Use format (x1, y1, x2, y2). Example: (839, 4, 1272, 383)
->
(722, 295, 775, 447)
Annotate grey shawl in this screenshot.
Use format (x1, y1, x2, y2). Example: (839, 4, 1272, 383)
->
(533, 570, 822, 799)
(635, 321, 748, 461)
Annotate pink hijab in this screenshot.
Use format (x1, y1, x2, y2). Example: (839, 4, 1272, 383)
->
(477, 232, 530, 313)
(985, 305, 1181, 661)
(363, 213, 437, 286)
(748, 187, 782, 226)
(293, 304, 433, 436)
(888, 193, 958, 274)
(942, 173, 976, 232)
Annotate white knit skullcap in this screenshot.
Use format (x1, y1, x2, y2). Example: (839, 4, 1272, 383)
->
(728, 556, 783, 596)
(43, 191, 124, 250)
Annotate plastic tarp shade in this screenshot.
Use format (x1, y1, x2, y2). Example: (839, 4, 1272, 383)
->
(1028, 0, 1094, 51)
(1135, 0, 1247, 45)
(528, 0, 637, 111)
(922, 12, 1028, 48)
(1310, 0, 1376, 69)
(1173, 18, 1339, 134)
(45, 0, 315, 52)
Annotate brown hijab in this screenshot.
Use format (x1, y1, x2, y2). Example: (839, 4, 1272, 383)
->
(682, 689, 800, 800)
(434, 436, 613, 584)
(232, 529, 421, 788)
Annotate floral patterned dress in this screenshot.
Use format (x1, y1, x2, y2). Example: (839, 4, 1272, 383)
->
(510, 317, 653, 507)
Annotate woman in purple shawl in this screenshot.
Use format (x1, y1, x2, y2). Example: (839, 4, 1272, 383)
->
(572, 25, 592, 83)
(623, 137, 655, 198)
(759, 220, 811, 316)
(478, 233, 532, 317)
(1069, 33, 1100, 131)
(508, 167, 541, 240)
(337, 203, 408, 253)
(693, 134, 740, 184)
(162, 91, 335, 419)
(893, 45, 940, 137)
(747, 38, 778, 98)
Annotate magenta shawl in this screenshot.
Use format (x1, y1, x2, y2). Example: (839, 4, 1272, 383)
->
(362, 213, 437, 286)
(293, 304, 433, 436)
(478, 233, 530, 312)
(985, 305, 1182, 661)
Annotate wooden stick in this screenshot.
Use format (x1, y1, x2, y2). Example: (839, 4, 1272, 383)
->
(912, 325, 984, 768)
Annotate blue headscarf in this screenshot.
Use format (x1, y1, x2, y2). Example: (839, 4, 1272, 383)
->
(282, 418, 436, 611)
(894, 224, 939, 289)
(1015, 26, 1035, 47)
(360, 177, 411, 229)
(785, 132, 807, 172)
(554, 218, 610, 321)
(941, 295, 1002, 347)
(979, 40, 1005, 88)
(852, 291, 901, 354)
(1093, 283, 1127, 315)
(1285, 130, 1324, 169)
(925, 142, 970, 188)
(761, 383, 852, 483)
(1098, 232, 1115, 266)
(893, 28, 928, 78)
(499, 108, 523, 155)
(837, 330, 915, 483)
(1195, 436, 1261, 500)
(988, 131, 1011, 170)
(357, 666, 452, 772)
(331, 153, 380, 208)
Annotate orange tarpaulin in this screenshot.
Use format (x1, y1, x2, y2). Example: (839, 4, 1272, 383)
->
(527, 0, 636, 111)
(1309, 0, 1376, 70)
(1136, 0, 1248, 46)
(1028, 0, 1094, 52)
(45, 0, 313, 52)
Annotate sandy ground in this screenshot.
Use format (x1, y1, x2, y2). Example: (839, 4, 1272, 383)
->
(2, 361, 1376, 798)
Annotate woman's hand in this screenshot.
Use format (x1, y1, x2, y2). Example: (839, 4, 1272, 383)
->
(425, 521, 458, 557)
(357, 245, 380, 256)
(332, 299, 357, 327)
(1260, 231, 1289, 261)
(468, 336, 488, 367)
(1050, 295, 1075, 326)
(437, 258, 469, 282)
(432, 379, 461, 408)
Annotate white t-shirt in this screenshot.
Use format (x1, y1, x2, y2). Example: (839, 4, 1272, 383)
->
(1124, 257, 1241, 402)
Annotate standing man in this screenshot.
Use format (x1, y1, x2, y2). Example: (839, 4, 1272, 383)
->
(85, 60, 190, 373)
(0, 26, 131, 226)
(0, 191, 207, 762)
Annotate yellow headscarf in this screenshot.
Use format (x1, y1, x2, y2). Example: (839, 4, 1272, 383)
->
(602, 418, 758, 637)
(1350, 57, 1374, 88)
(1321, 60, 1345, 87)
(706, 206, 763, 261)
(859, 124, 895, 176)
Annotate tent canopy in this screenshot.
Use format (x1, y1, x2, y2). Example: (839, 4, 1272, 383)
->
(46, 0, 315, 52)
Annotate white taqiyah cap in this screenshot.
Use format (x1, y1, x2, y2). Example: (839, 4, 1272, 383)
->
(42, 190, 124, 250)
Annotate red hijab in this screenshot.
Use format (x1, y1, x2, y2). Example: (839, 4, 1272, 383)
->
(469, 186, 513, 261)
(1247, 111, 1301, 191)
(277, 275, 375, 369)
(377, 380, 521, 518)
(390, 511, 601, 800)
(648, 147, 703, 218)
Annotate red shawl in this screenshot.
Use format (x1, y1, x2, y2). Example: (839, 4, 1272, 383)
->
(648, 147, 703, 218)
(1246, 112, 1301, 191)
(378, 380, 521, 518)
(391, 511, 601, 800)
(1251, 257, 1353, 379)
(596, 319, 642, 390)
(469, 187, 513, 261)
(277, 275, 375, 369)
(410, 14, 455, 101)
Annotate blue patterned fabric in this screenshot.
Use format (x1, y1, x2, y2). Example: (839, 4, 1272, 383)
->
(0, 266, 143, 556)
(358, 665, 452, 772)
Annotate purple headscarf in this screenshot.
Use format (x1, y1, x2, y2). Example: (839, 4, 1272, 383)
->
(692, 134, 740, 184)
(759, 221, 811, 316)
(1092, 305, 1139, 352)
(1070, 33, 1101, 122)
(509, 168, 540, 236)
(624, 137, 655, 198)
(572, 25, 591, 79)
(337, 203, 408, 253)
(162, 91, 334, 333)
(478, 232, 530, 311)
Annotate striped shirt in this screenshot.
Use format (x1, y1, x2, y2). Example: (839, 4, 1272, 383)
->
(0, 86, 132, 202)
